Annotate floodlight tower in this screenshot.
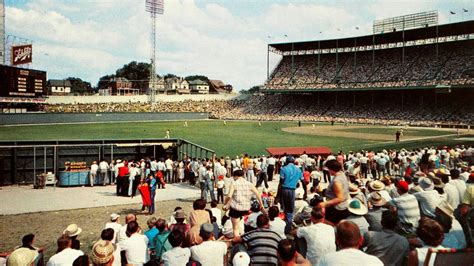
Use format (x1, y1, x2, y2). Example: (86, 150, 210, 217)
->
(1, 0, 5, 65)
(145, 0, 164, 103)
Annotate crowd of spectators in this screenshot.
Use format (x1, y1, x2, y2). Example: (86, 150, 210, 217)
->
(40, 92, 474, 127)
(266, 41, 474, 90)
(2, 145, 474, 265)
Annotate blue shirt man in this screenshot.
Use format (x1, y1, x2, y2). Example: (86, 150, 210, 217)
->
(279, 156, 303, 233)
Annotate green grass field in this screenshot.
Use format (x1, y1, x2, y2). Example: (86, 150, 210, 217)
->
(0, 120, 471, 156)
(334, 127, 449, 137)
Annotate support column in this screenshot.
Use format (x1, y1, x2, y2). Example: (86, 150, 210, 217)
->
(11, 148, 17, 184)
(267, 45, 270, 81)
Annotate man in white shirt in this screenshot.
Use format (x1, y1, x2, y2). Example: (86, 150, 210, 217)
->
(162, 229, 191, 266)
(105, 213, 122, 244)
(414, 177, 442, 218)
(450, 169, 467, 200)
(47, 235, 84, 266)
(118, 214, 136, 244)
(120, 221, 149, 265)
(165, 157, 174, 183)
(267, 156, 276, 181)
(294, 206, 336, 265)
(157, 159, 166, 181)
(190, 223, 228, 266)
(210, 201, 222, 227)
(99, 159, 110, 185)
(90, 161, 99, 187)
(319, 221, 383, 266)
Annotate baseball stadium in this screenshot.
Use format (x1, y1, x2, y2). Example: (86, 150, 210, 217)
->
(1, 2, 474, 266)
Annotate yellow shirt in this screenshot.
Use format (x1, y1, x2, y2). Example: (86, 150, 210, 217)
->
(462, 184, 474, 206)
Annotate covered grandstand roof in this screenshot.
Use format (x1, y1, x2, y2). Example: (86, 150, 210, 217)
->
(269, 20, 474, 52)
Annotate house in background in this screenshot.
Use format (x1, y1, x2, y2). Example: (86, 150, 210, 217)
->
(108, 77, 139, 95)
(48, 79, 72, 95)
(165, 77, 189, 94)
(189, 79, 209, 94)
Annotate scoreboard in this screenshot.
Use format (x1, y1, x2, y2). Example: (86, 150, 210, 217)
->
(0, 65, 47, 98)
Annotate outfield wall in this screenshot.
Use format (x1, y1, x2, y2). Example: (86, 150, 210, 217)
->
(0, 112, 209, 125)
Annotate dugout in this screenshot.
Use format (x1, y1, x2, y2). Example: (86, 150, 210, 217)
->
(0, 138, 214, 185)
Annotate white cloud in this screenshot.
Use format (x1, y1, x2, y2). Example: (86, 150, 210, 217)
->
(5, 0, 472, 90)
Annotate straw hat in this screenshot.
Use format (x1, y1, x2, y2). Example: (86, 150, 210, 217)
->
(432, 176, 445, 189)
(369, 180, 385, 191)
(6, 247, 38, 265)
(91, 240, 115, 265)
(63, 224, 82, 237)
(348, 199, 368, 216)
(110, 213, 120, 221)
(418, 177, 434, 191)
(436, 201, 454, 219)
(368, 192, 387, 207)
(349, 183, 360, 196)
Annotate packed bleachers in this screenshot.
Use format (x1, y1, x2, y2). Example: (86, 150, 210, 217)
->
(266, 41, 474, 90)
(41, 91, 474, 126)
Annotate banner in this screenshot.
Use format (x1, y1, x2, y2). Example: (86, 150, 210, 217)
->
(11, 44, 33, 66)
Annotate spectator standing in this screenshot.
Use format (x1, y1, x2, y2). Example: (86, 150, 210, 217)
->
(279, 156, 304, 233)
(267, 155, 276, 181)
(148, 173, 157, 215)
(225, 169, 264, 239)
(165, 157, 174, 184)
(319, 159, 350, 224)
(99, 159, 110, 185)
(90, 161, 98, 187)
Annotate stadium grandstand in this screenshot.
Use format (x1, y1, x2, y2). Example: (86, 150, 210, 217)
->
(254, 16, 474, 127)
(38, 14, 474, 128)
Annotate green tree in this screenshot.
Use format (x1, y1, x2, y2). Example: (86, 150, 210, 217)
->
(241, 85, 260, 94)
(115, 61, 152, 92)
(164, 73, 178, 79)
(97, 74, 116, 91)
(66, 77, 92, 94)
(185, 75, 209, 82)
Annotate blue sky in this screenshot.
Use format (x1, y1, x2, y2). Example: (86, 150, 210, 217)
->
(4, 0, 473, 90)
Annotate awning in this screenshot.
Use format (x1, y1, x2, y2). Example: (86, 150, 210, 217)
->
(265, 146, 332, 156)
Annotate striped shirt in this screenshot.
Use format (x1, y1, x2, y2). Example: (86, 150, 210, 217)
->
(390, 193, 420, 233)
(230, 177, 254, 211)
(241, 228, 282, 265)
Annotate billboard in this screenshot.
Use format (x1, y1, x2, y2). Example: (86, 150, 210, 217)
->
(11, 44, 33, 66)
(0, 65, 47, 97)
